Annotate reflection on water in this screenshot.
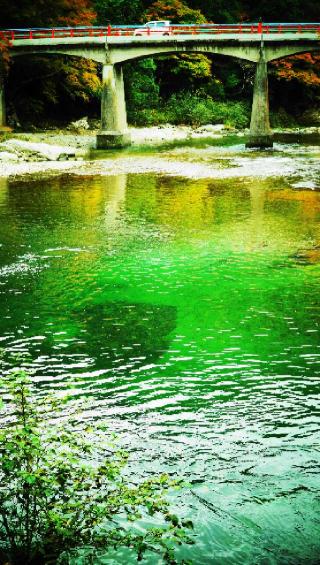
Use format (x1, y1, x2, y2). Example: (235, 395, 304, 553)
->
(0, 146, 320, 563)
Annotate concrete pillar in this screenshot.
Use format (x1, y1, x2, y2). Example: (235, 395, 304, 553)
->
(96, 64, 131, 149)
(246, 48, 273, 149)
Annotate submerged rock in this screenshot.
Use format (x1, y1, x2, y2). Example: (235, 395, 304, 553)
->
(71, 301, 177, 370)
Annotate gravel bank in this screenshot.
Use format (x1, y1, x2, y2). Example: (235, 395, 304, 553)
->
(0, 125, 236, 178)
(0, 125, 319, 181)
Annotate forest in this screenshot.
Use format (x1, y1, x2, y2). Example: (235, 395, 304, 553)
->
(0, 0, 319, 129)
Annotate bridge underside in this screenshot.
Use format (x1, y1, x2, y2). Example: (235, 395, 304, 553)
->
(4, 35, 320, 148)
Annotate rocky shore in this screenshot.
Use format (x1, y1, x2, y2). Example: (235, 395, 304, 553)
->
(0, 124, 237, 178)
(0, 124, 319, 180)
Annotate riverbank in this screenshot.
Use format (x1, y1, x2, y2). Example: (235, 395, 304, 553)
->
(0, 125, 319, 181)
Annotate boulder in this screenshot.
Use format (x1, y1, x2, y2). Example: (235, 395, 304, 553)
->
(198, 124, 226, 132)
(0, 139, 77, 161)
(0, 151, 20, 162)
(68, 117, 90, 132)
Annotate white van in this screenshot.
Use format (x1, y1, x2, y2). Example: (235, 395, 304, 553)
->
(133, 21, 172, 37)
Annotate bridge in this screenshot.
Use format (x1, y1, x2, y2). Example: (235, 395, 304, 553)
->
(1, 23, 319, 148)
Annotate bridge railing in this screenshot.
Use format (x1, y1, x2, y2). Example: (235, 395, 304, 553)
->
(1, 23, 320, 41)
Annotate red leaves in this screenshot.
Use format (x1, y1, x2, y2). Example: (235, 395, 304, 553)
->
(0, 0, 96, 29)
(0, 36, 11, 74)
(55, 0, 96, 27)
(272, 53, 320, 86)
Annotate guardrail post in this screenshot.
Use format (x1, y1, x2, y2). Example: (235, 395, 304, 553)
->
(246, 46, 273, 148)
(97, 63, 131, 149)
(29, 30, 33, 39)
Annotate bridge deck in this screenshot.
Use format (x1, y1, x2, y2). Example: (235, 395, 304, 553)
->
(9, 32, 320, 48)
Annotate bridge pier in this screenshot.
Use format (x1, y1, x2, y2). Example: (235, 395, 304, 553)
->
(246, 48, 273, 149)
(96, 64, 131, 149)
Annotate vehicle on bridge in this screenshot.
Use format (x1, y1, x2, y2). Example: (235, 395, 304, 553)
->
(133, 21, 172, 37)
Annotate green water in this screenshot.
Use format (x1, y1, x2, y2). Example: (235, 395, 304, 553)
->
(0, 142, 320, 563)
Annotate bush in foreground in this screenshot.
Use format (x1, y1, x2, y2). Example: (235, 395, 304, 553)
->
(0, 365, 192, 564)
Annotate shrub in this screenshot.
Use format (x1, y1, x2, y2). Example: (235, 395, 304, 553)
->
(270, 107, 298, 128)
(166, 93, 250, 128)
(0, 364, 192, 564)
(128, 93, 250, 128)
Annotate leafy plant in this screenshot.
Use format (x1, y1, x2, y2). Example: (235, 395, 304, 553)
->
(129, 92, 250, 128)
(0, 363, 193, 564)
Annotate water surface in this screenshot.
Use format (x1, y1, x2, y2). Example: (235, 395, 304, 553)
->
(0, 141, 320, 563)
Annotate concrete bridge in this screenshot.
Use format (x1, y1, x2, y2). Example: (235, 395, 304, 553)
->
(1, 24, 319, 148)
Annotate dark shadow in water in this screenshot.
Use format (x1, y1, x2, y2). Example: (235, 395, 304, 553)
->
(72, 301, 177, 371)
(290, 246, 320, 266)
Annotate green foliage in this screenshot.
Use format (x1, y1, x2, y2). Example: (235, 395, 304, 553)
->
(270, 107, 298, 128)
(144, 0, 206, 24)
(187, 0, 319, 23)
(1, 0, 319, 126)
(0, 0, 96, 28)
(125, 59, 160, 120)
(94, 0, 143, 24)
(186, 0, 244, 23)
(8, 56, 101, 124)
(157, 54, 212, 96)
(130, 92, 250, 128)
(0, 362, 193, 564)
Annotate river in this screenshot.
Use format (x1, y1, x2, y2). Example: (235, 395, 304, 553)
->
(0, 137, 320, 564)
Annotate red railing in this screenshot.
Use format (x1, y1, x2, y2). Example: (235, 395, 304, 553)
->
(0, 23, 319, 42)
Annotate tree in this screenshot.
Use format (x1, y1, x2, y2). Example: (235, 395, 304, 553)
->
(125, 58, 161, 124)
(0, 0, 99, 126)
(243, 0, 320, 22)
(94, 0, 143, 24)
(142, 0, 212, 97)
(0, 364, 193, 564)
(8, 55, 101, 125)
(144, 0, 206, 23)
(0, 0, 96, 28)
(186, 0, 243, 23)
(269, 53, 320, 118)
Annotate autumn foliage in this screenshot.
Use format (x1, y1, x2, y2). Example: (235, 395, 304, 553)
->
(0, 0, 96, 28)
(0, 0, 319, 126)
(272, 53, 320, 87)
(145, 0, 206, 24)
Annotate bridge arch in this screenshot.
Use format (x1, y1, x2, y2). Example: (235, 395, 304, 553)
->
(11, 47, 106, 64)
(107, 43, 260, 65)
(264, 43, 320, 62)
